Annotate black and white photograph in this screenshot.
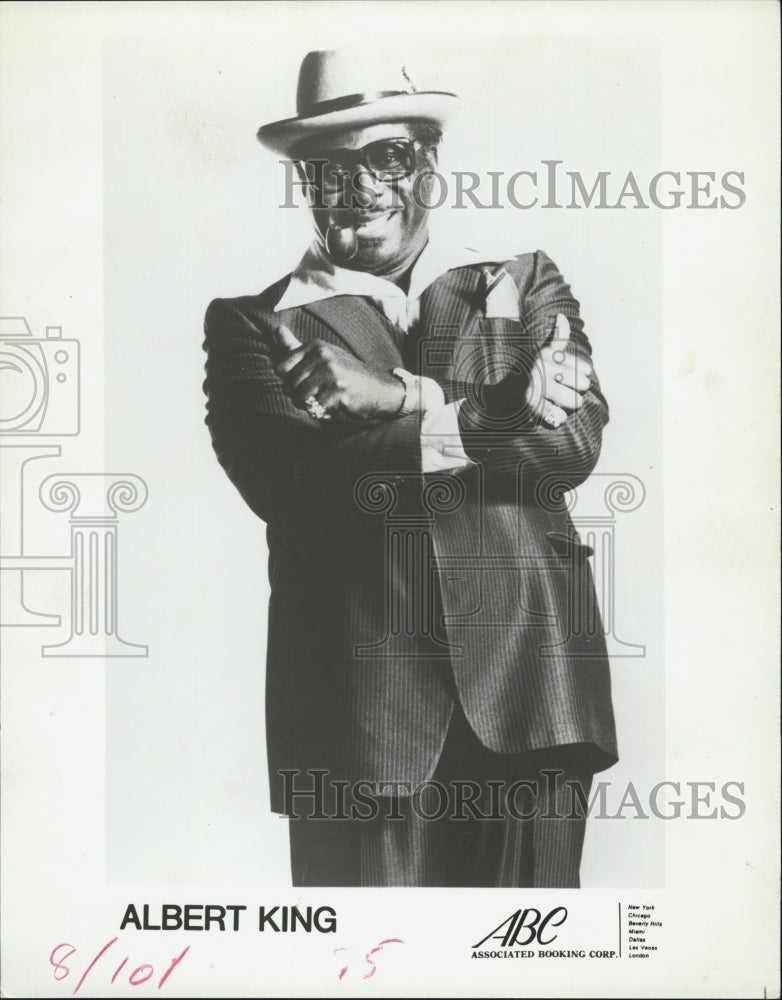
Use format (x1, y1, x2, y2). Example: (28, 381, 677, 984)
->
(1, 1, 778, 996)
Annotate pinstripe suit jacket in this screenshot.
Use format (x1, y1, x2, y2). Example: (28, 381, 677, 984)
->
(203, 250, 618, 814)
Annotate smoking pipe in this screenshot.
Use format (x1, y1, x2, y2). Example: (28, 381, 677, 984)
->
(324, 220, 358, 262)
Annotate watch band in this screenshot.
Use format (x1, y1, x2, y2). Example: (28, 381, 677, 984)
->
(391, 368, 419, 417)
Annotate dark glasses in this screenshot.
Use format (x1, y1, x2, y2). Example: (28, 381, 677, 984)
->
(298, 137, 417, 192)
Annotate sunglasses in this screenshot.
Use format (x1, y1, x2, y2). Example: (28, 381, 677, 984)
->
(297, 137, 417, 193)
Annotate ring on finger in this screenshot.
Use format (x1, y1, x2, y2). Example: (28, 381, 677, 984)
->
(305, 394, 329, 420)
(541, 401, 567, 428)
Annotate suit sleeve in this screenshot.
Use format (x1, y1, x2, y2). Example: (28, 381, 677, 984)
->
(456, 250, 610, 491)
(203, 297, 423, 533)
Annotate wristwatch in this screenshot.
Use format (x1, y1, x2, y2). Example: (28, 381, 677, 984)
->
(391, 368, 419, 417)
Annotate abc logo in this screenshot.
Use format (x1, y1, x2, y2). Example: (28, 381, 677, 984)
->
(0, 317, 79, 435)
(472, 907, 568, 948)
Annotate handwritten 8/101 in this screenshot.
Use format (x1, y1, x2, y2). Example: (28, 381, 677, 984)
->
(49, 938, 190, 993)
(48, 936, 405, 991)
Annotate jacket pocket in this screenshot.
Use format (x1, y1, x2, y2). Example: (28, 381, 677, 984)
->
(545, 530, 594, 560)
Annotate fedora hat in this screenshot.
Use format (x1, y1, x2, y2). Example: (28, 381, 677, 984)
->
(257, 49, 459, 157)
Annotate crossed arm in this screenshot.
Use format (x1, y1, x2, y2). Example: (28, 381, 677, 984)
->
(203, 256, 609, 528)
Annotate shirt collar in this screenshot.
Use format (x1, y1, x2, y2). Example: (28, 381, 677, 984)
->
(274, 229, 497, 312)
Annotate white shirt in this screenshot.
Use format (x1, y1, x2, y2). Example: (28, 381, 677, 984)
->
(275, 235, 498, 472)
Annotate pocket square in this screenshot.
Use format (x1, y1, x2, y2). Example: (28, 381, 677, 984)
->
(483, 268, 520, 318)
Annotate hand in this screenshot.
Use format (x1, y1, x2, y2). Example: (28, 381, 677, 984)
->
(272, 325, 405, 422)
(525, 314, 592, 427)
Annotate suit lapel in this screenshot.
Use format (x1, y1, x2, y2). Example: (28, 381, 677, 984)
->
(301, 296, 405, 370)
(414, 266, 484, 386)
(296, 265, 485, 381)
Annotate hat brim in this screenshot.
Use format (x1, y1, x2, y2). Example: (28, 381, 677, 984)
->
(257, 91, 459, 157)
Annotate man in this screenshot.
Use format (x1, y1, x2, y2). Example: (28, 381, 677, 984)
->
(203, 49, 617, 887)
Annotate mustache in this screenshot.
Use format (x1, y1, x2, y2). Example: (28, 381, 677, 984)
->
(309, 184, 405, 213)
